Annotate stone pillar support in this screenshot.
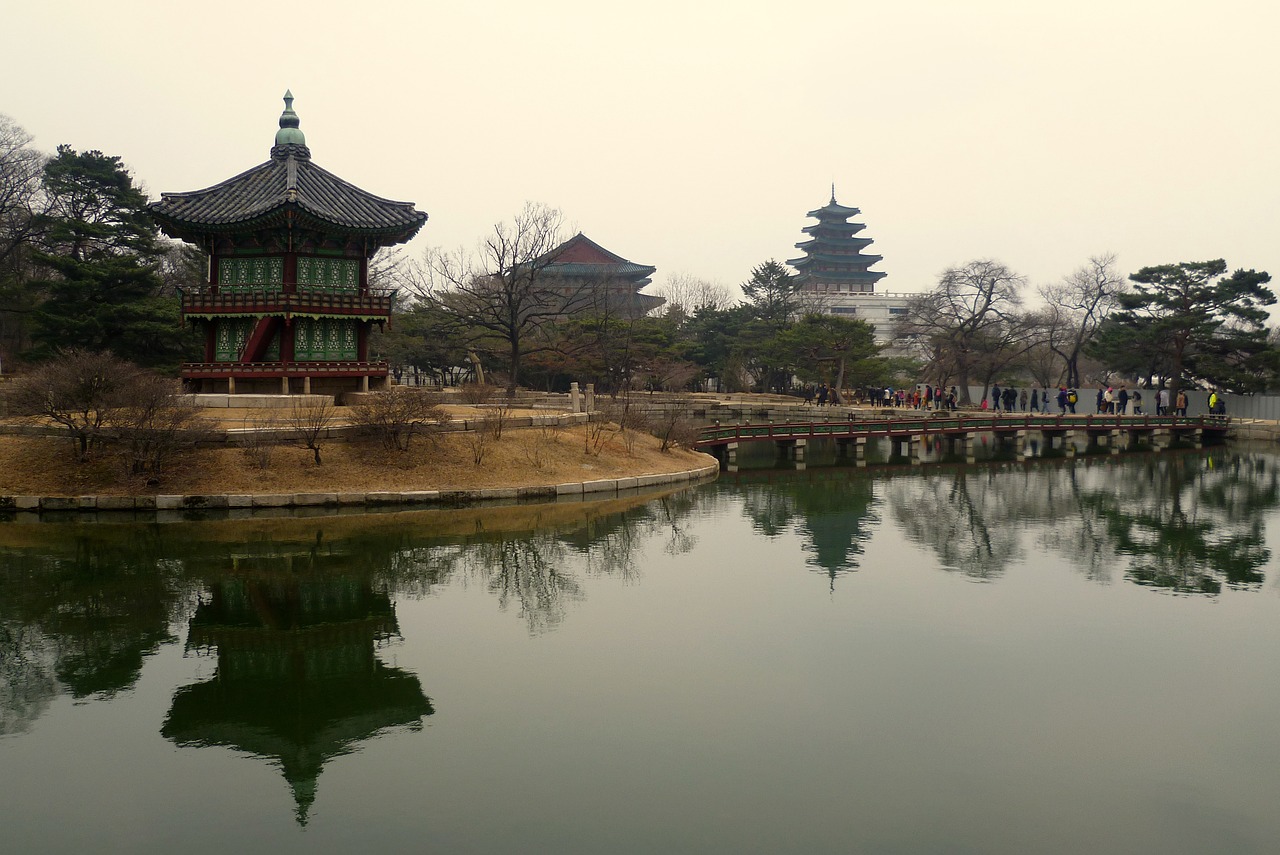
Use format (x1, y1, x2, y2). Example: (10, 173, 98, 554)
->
(570, 382, 581, 413)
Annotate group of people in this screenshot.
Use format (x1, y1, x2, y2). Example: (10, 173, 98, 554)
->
(802, 381, 1220, 417)
(1095, 386, 1143, 415)
(986, 384, 1064, 413)
(871, 385, 960, 411)
(801, 383, 842, 406)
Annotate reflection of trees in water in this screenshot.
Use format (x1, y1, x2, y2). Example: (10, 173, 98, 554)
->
(396, 496, 701, 634)
(884, 452, 1279, 593)
(0, 530, 198, 734)
(1072, 453, 1278, 594)
(0, 491, 702, 741)
(886, 469, 1022, 580)
(0, 621, 56, 736)
(725, 471, 880, 581)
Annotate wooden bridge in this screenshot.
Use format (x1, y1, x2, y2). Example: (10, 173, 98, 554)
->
(695, 413, 1231, 465)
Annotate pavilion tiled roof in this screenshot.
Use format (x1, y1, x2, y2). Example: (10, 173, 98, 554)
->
(150, 93, 427, 249)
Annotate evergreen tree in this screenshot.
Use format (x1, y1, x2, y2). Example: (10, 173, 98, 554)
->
(1087, 260, 1274, 396)
(740, 260, 801, 325)
(29, 146, 187, 370)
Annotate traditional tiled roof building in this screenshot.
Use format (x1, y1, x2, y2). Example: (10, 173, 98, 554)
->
(150, 92, 427, 393)
(787, 189, 886, 294)
(787, 190, 910, 345)
(538, 233, 663, 318)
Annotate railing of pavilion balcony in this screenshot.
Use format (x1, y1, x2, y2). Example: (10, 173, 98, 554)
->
(180, 286, 393, 317)
(181, 360, 390, 379)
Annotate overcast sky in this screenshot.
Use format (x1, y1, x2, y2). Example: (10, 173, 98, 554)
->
(5, 0, 1277, 300)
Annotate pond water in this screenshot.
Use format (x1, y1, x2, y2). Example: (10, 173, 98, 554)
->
(3, 447, 1280, 854)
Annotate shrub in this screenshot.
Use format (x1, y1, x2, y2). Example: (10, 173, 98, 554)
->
(351, 389, 449, 452)
(10, 349, 137, 461)
(109, 374, 203, 481)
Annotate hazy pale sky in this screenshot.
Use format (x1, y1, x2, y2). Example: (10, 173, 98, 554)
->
(5, 0, 1277, 299)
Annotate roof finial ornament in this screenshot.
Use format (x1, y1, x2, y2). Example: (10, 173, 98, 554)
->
(831, 182, 837, 204)
(272, 89, 309, 157)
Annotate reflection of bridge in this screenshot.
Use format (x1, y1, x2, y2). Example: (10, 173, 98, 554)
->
(695, 414, 1231, 465)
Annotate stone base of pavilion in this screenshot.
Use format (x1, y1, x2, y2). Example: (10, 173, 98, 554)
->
(186, 393, 336, 409)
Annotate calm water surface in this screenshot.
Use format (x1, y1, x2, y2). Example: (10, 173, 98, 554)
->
(3, 448, 1280, 854)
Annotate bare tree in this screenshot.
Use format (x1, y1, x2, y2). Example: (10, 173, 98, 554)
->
(0, 115, 48, 363)
(0, 115, 45, 270)
(109, 374, 202, 481)
(10, 349, 136, 460)
(412, 202, 600, 396)
(895, 259, 1029, 403)
(287, 396, 335, 465)
(1039, 253, 1126, 388)
(350, 388, 448, 452)
(654, 272, 733, 315)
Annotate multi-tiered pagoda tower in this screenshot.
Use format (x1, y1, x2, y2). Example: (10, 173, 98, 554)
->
(787, 190, 910, 344)
(787, 189, 886, 295)
(150, 92, 428, 394)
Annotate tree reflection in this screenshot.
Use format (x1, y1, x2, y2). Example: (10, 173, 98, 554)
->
(0, 487, 702, 795)
(881, 451, 1279, 593)
(1070, 453, 1278, 594)
(886, 469, 1022, 580)
(0, 528, 194, 732)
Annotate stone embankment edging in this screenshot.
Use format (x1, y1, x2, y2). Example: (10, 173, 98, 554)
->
(0, 460, 721, 517)
(1224, 420, 1280, 442)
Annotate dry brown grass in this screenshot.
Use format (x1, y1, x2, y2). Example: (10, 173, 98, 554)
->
(0, 422, 712, 497)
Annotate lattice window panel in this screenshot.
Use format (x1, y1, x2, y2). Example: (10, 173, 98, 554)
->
(297, 257, 359, 291)
(294, 318, 357, 360)
(214, 318, 255, 361)
(218, 257, 284, 291)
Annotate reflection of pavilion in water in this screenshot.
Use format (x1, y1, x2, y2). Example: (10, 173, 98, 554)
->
(162, 555, 432, 825)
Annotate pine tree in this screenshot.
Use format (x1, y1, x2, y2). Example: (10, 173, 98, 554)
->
(30, 146, 188, 369)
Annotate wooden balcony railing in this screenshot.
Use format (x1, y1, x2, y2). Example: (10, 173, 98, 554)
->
(182, 360, 389, 379)
(181, 287, 392, 318)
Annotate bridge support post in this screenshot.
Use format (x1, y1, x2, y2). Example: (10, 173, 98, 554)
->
(911, 435, 924, 465)
(1015, 430, 1027, 456)
(794, 439, 807, 462)
(854, 437, 867, 467)
(726, 442, 738, 463)
(1065, 432, 1078, 457)
(1193, 428, 1203, 449)
(1110, 429, 1122, 454)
